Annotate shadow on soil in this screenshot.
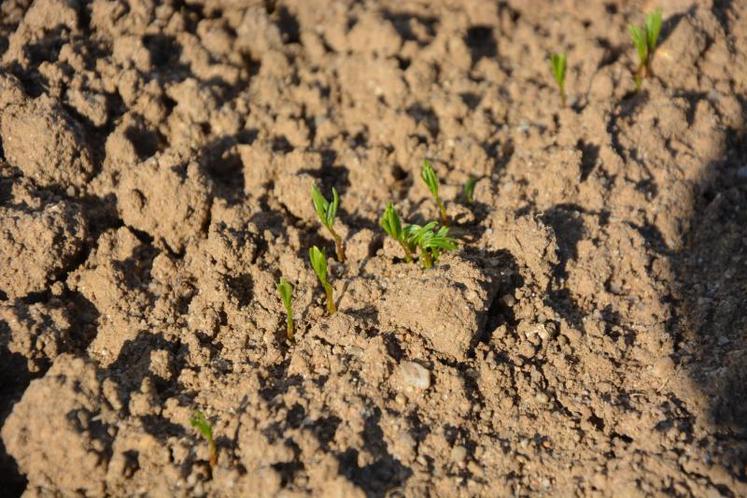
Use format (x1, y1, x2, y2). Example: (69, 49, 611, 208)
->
(0, 348, 30, 497)
(670, 101, 747, 480)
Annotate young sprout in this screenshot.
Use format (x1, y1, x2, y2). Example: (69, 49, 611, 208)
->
(380, 202, 415, 262)
(463, 176, 478, 204)
(629, 8, 663, 89)
(190, 410, 217, 469)
(309, 245, 336, 315)
(311, 185, 346, 263)
(421, 159, 448, 226)
(277, 277, 294, 341)
(550, 53, 567, 107)
(405, 222, 458, 269)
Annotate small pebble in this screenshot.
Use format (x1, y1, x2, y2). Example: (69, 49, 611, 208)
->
(535, 392, 550, 404)
(736, 165, 747, 181)
(399, 361, 431, 389)
(451, 445, 467, 462)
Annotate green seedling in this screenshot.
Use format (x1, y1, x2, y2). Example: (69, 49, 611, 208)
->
(309, 245, 336, 315)
(277, 277, 294, 341)
(421, 159, 448, 226)
(405, 222, 457, 269)
(190, 410, 217, 469)
(629, 8, 663, 89)
(550, 53, 567, 107)
(463, 176, 478, 204)
(380, 202, 416, 262)
(311, 185, 346, 263)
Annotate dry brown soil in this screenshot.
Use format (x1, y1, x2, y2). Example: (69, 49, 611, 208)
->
(1, 0, 746, 496)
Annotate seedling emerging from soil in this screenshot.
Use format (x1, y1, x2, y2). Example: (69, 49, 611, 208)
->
(380, 202, 415, 262)
(405, 222, 457, 269)
(190, 410, 217, 469)
(309, 245, 336, 315)
(277, 277, 294, 340)
(311, 184, 346, 263)
(550, 53, 567, 107)
(629, 9, 663, 89)
(421, 159, 448, 225)
(463, 176, 478, 204)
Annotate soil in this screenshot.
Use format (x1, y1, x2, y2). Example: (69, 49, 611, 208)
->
(0, 0, 746, 496)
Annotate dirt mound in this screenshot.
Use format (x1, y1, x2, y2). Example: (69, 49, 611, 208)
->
(1, 0, 746, 496)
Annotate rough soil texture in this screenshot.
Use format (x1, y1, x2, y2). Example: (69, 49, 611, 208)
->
(0, 0, 746, 496)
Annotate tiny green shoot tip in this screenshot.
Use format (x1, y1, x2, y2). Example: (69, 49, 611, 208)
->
(421, 159, 448, 225)
(190, 410, 217, 469)
(277, 277, 294, 341)
(463, 176, 478, 204)
(550, 52, 567, 107)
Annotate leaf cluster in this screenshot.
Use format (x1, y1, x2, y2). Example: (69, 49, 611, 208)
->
(308, 246, 328, 283)
(380, 204, 457, 268)
(421, 159, 448, 225)
(309, 245, 336, 314)
(629, 9, 662, 87)
(405, 222, 457, 268)
(311, 184, 345, 262)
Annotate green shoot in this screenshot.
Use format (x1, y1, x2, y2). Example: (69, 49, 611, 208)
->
(550, 53, 567, 107)
(463, 176, 478, 204)
(629, 9, 663, 89)
(309, 246, 336, 315)
(380, 202, 415, 262)
(421, 159, 448, 225)
(277, 278, 294, 341)
(190, 410, 217, 469)
(311, 185, 345, 263)
(405, 222, 457, 269)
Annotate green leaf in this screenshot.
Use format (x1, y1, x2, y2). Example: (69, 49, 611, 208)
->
(277, 278, 293, 313)
(380, 202, 403, 240)
(645, 8, 663, 52)
(190, 410, 213, 441)
(421, 159, 439, 197)
(311, 185, 338, 229)
(309, 245, 328, 283)
(550, 53, 567, 90)
(629, 24, 648, 65)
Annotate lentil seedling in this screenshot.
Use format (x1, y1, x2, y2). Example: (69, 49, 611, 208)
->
(311, 184, 346, 262)
(629, 8, 663, 89)
(405, 222, 458, 269)
(421, 159, 448, 226)
(190, 410, 217, 469)
(277, 277, 294, 340)
(380, 202, 415, 262)
(309, 245, 336, 315)
(550, 52, 567, 107)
